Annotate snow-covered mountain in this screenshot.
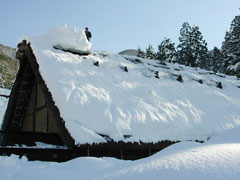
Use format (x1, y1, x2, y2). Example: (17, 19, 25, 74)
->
(0, 43, 18, 89)
(22, 25, 240, 145)
(0, 44, 15, 126)
(0, 43, 16, 59)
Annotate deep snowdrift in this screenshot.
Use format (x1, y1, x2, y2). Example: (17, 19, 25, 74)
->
(0, 126, 240, 180)
(22, 25, 240, 144)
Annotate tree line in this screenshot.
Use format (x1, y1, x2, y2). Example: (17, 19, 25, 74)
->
(137, 15, 240, 78)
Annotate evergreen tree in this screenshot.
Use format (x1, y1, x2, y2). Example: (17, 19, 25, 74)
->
(221, 31, 232, 71)
(156, 37, 177, 63)
(145, 44, 155, 59)
(208, 47, 224, 72)
(221, 15, 240, 77)
(191, 25, 209, 69)
(177, 22, 192, 66)
(137, 47, 145, 58)
(177, 22, 209, 69)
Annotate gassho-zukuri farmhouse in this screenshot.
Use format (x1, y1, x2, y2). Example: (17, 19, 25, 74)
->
(1, 26, 240, 161)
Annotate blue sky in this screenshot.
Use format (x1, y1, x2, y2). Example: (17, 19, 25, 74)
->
(0, 0, 239, 53)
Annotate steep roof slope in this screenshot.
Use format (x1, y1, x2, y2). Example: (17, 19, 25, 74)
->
(23, 26, 240, 145)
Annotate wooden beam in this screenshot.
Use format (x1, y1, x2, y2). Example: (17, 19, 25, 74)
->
(0, 94, 10, 98)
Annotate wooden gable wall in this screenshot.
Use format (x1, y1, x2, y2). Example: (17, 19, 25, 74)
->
(22, 82, 59, 134)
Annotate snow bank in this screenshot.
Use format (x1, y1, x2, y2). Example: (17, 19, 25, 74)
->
(0, 126, 240, 180)
(22, 26, 240, 144)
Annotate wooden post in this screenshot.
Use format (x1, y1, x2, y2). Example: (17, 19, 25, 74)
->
(148, 149, 152, 156)
(120, 148, 123, 160)
(87, 147, 90, 156)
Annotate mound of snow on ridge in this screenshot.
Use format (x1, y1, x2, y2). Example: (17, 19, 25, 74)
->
(22, 26, 240, 144)
(22, 25, 91, 52)
(0, 127, 240, 180)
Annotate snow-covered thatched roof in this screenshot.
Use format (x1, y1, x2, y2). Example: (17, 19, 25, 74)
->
(22, 26, 240, 145)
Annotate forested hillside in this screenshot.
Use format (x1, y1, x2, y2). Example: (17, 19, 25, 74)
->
(0, 44, 18, 89)
(137, 15, 240, 78)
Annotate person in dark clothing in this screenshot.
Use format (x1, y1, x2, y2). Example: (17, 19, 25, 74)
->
(84, 27, 92, 41)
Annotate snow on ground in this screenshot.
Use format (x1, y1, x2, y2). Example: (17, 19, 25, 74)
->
(0, 126, 240, 180)
(22, 25, 240, 144)
(0, 88, 10, 127)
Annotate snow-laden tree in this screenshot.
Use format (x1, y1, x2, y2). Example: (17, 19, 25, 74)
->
(177, 22, 208, 69)
(145, 45, 155, 59)
(156, 37, 177, 63)
(221, 15, 240, 77)
(191, 25, 209, 69)
(177, 22, 192, 66)
(208, 47, 224, 73)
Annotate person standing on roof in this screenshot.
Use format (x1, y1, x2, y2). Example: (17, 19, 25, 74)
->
(84, 27, 92, 42)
